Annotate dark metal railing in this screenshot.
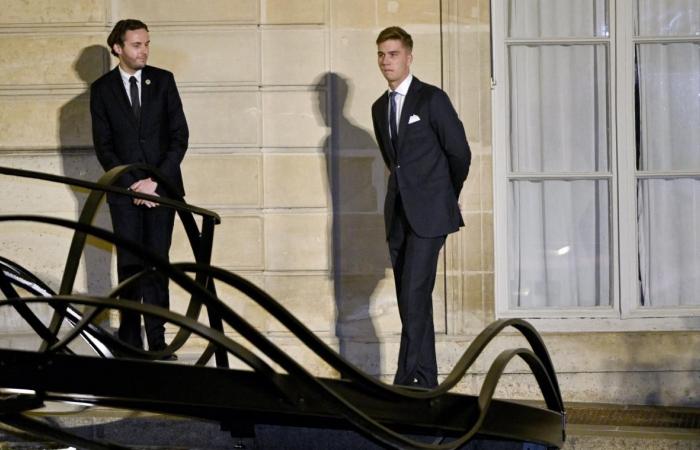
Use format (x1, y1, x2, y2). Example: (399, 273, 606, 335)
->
(0, 166, 566, 449)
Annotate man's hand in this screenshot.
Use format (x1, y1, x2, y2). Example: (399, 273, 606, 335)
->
(130, 178, 160, 208)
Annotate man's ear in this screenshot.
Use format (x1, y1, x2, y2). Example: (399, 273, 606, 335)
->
(112, 44, 122, 56)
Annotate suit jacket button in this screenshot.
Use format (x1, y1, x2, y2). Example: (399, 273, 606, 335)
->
(396, 165, 401, 169)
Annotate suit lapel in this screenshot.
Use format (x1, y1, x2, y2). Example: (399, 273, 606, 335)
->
(107, 67, 139, 129)
(139, 66, 152, 129)
(396, 77, 422, 152)
(377, 94, 396, 163)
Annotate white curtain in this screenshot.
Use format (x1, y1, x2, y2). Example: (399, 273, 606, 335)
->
(509, 180, 610, 308)
(506, 0, 700, 309)
(509, 0, 608, 38)
(506, 1, 611, 309)
(636, 1, 700, 307)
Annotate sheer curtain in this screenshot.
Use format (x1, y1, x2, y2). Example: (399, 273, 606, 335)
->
(507, 0, 611, 308)
(636, 1, 700, 307)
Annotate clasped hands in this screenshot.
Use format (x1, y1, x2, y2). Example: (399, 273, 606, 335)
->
(129, 177, 159, 208)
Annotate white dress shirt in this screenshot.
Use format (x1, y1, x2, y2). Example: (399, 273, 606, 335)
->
(118, 66, 142, 106)
(387, 73, 413, 138)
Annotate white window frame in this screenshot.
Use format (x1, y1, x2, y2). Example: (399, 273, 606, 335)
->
(492, 0, 700, 332)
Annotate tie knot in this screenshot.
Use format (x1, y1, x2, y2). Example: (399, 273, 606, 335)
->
(389, 91, 396, 100)
(129, 76, 137, 85)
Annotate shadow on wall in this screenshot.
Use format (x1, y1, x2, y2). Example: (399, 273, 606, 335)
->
(314, 71, 393, 378)
(58, 45, 114, 297)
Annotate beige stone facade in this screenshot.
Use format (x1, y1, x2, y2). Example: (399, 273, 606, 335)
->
(0, 0, 697, 408)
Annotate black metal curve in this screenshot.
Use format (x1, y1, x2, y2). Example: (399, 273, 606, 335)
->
(1, 216, 562, 404)
(173, 263, 565, 409)
(0, 257, 111, 357)
(0, 214, 565, 448)
(1, 411, 129, 450)
(42, 165, 219, 361)
(0, 295, 560, 449)
(0, 296, 285, 397)
(0, 167, 564, 411)
(0, 165, 566, 447)
(0, 165, 223, 364)
(0, 166, 220, 221)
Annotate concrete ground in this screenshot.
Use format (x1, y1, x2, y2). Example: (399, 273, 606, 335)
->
(0, 402, 698, 449)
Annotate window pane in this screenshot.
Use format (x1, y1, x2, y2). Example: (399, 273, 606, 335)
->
(508, 0, 608, 38)
(508, 180, 611, 308)
(635, 0, 700, 36)
(636, 43, 700, 171)
(638, 178, 700, 306)
(509, 45, 609, 172)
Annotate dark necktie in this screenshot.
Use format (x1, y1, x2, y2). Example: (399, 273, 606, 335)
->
(389, 91, 398, 149)
(129, 76, 140, 121)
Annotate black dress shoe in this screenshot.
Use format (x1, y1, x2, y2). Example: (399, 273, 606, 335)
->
(149, 344, 178, 361)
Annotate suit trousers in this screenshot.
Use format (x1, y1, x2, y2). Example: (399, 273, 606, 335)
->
(109, 202, 175, 350)
(388, 196, 445, 388)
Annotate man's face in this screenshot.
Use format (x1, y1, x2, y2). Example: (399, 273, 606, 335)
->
(114, 28, 149, 73)
(377, 39, 412, 88)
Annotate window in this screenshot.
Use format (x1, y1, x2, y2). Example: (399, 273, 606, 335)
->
(492, 0, 700, 329)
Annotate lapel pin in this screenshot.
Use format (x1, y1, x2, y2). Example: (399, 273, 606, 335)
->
(145, 79, 151, 85)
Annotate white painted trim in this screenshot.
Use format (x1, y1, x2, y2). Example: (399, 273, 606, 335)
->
(491, 0, 510, 320)
(615, 0, 640, 318)
(506, 316, 700, 333)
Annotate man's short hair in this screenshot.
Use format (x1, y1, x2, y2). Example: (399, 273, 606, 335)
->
(107, 19, 149, 57)
(376, 26, 413, 51)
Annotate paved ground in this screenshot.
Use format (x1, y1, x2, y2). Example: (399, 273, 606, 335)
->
(0, 402, 699, 449)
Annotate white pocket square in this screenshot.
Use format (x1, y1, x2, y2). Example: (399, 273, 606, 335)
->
(408, 114, 420, 124)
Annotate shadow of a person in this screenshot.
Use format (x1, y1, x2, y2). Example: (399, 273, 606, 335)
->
(58, 45, 114, 299)
(314, 72, 392, 378)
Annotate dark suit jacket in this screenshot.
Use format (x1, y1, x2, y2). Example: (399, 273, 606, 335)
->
(372, 77, 471, 238)
(90, 65, 189, 204)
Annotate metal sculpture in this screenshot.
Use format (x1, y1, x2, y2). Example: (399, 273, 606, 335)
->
(0, 165, 566, 449)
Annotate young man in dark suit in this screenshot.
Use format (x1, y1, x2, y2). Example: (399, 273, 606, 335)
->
(371, 27, 471, 388)
(90, 19, 189, 358)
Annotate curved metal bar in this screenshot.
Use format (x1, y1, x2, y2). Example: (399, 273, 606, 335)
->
(0, 217, 565, 448)
(103, 264, 215, 363)
(172, 263, 565, 412)
(431, 347, 564, 450)
(0, 296, 287, 402)
(0, 216, 234, 365)
(47, 164, 216, 355)
(1, 216, 564, 409)
(0, 165, 220, 360)
(0, 257, 60, 344)
(440, 319, 564, 409)
(0, 272, 61, 347)
(0, 216, 337, 378)
(478, 348, 565, 440)
(1, 256, 114, 357)
(0, 296, 562, 450)
(0, 166, 220, 222)
(48, 304, 106, 354)
(0, 256, 55, 296)
(1, 167, 563, 404)
(0, 412, 130, 450)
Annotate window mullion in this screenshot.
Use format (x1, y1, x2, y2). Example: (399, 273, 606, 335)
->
(613, 0, 638, 318)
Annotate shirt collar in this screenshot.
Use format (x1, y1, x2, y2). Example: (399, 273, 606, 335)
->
(119, 66, 142, 83)
(388, 73, 413, 97)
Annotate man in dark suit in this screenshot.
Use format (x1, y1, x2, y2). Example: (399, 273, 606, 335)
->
(90, 19, 189, 358)
(371, 27, 471, 388)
